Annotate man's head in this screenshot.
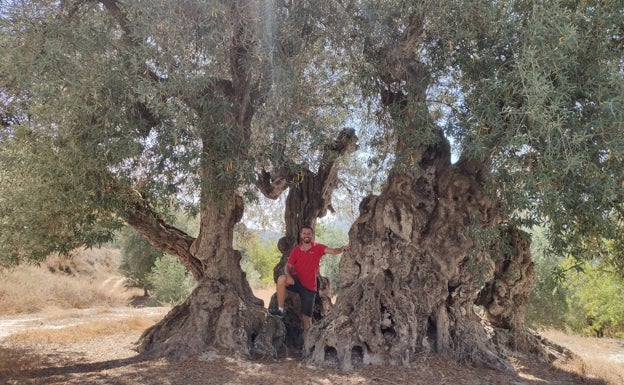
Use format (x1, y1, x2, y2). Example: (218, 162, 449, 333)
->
(300, 225, 314, 244)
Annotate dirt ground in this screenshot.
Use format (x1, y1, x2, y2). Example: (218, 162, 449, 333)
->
(0, 289, 622, 385)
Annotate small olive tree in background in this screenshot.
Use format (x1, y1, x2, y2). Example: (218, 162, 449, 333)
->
(147, 255, 196, 306)
(526, 225, 624, 338)
(118, 227, 161, 297)
(564, 259, 624, 338)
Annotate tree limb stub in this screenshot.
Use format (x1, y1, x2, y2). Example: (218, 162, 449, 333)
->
(258, 127, 358, 203)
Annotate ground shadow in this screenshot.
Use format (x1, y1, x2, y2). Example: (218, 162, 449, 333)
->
(0, 344, 612, 385)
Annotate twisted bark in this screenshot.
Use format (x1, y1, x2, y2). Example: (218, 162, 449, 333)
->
(304, 136, 516, 371)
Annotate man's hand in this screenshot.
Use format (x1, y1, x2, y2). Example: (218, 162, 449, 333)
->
(285, 276, 295, 286)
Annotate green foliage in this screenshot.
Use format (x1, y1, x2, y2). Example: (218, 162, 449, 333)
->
(147, 255, 195, 306)
(603, 217, 624, 278)
(564, 259, 624, 338)
(527, 227, 624, 337)
(464, 1, 624, 259)
(248, 237, 281, 286)
(118, 227, 161, 294)
(0, 124, 124, 265)
(233, 224, 280, 287)
(0, 0, 347, 266)
(525, 226, 569, 329)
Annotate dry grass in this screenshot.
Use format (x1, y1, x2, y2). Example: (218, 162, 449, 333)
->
(542, 329, 624, 385)
(0, 311, 166, 385)
(3, 316, 155, 345)
(0, 248, 139, 315)
(0, 346, 55, 382)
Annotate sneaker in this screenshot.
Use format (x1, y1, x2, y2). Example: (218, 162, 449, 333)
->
(268, 308, 283, 318)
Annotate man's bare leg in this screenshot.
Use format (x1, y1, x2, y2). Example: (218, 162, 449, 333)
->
(276, 275, 287, 310)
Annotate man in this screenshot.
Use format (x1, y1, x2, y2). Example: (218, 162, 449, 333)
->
(270, 225, 349, 330)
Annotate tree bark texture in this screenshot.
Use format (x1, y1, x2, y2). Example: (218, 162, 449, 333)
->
(304, 138, 541, 371)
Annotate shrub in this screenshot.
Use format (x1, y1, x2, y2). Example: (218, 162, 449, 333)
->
(118, 227, 161, 295)
(147, 255, 195, 306)
(525, 226, 569, 329)
(564, 260, 624, 337)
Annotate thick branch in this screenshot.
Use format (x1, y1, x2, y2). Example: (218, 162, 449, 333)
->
(316, 128, 358, 212)
(322, 127, 359, 164)
(257, 128, 358, 202)
(256, 168, 290, 199)
(122, 195, 203, 281)
(255, 139, 296, 200)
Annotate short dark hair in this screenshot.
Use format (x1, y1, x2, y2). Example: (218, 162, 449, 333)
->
(300, 225, 314, 233)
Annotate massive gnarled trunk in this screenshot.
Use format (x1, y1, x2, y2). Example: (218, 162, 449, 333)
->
(135, 195, 284, 359)
(305, 133, 485, 368)
(304, 134, 545, 370)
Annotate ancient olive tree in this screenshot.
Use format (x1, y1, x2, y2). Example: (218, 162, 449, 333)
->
(302, 0, 624, 371)
(0, 0, 346, 359)
(3, 0, 624, 372)
(118, 227, 162, 297)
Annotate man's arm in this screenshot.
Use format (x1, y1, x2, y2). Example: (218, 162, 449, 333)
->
(325, 244, 350, 255)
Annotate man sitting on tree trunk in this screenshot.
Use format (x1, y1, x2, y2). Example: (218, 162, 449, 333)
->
(270, 225, 349, 330)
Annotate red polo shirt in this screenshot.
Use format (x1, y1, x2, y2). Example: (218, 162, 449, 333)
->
(287, 242, 327, 291)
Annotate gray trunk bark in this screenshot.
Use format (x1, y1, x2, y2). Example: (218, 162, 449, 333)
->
(304, 137, 548, 371)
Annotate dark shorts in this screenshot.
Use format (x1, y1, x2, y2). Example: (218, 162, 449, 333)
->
(287, 277, 316, 317)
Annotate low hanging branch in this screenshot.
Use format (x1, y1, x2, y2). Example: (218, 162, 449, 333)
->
(121, 191, 203, 281)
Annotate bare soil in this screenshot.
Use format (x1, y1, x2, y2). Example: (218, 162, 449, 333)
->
(0, 289, 622, 385)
